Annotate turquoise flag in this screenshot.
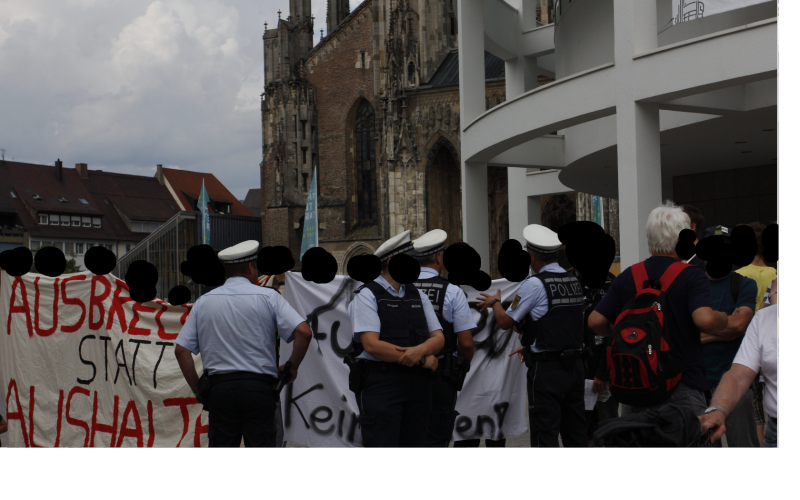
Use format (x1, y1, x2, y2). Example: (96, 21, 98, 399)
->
(199, 179, 211, 245)
(300, 169, 318, 259)
(591, 195, 604, 229)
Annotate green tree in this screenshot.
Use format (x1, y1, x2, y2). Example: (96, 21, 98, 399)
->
(30, 246, 82, 274)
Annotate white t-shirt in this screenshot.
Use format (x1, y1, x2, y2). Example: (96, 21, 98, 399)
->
(733, 305, 778, 419)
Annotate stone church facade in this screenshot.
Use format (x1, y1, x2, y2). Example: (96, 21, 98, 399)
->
(261, 0, 594, 277)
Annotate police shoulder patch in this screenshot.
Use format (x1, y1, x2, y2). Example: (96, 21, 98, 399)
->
(511, 295, 521, 309)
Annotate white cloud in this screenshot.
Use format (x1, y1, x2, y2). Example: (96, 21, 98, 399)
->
(0, 0, 368, 199)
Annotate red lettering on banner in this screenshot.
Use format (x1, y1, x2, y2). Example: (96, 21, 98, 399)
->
(34, 277, 60, 337)
(28, 385, 44, 447)
(117, 400, 144, 447)
(163, 397, 200, 447)
(54, 389, 65, 448)
(7, 277, 33, 337)
(66, 386, 91, 447)
(89, 276, 112, 330)
(106, 280, 133, 333)
(5, 379, 30, 447)
(155, 304, 177, 340)
(129, 302, 157, 336)
(60, 275, 87, 333)
(147, 400, 155, 447)
(90, 392, 119, 447)
(179, 305, 192, 326)
(194, 412, 209, 447)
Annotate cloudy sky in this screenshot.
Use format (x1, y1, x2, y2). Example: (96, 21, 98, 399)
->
(0, 0, 363, 201)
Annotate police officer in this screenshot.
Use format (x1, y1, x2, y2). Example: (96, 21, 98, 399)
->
(412, 230, 477, 447)
(175, 241, 313, 447)
(348, 230, 445, 447)
(477, 225, 587, 447)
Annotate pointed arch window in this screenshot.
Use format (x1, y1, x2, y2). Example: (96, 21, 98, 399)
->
(355, 101, 377, 221)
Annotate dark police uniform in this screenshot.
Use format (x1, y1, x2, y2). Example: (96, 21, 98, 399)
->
(506, 225, 588, 447)
(347, 230, 443, 447)
(176, 241, 306, 447)
(412, 229, 477, 447)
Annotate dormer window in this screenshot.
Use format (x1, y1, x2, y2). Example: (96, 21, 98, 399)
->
(57, 196, 69, 203)
(33, 194, 42, 201)
(92, 217, 101, 228)
(79, 198, 89, 205)
(50, 215, 60, 226)
(71, 215, 81, 227)
(82, 216, 91, 227)
(61, 215, 70, 226)
(10, 191, 16, 199)
(38, 214, 48, 225)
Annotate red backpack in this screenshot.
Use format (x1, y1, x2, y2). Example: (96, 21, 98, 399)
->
(607, 262, 689, 408)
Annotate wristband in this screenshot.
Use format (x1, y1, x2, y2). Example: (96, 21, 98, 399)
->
(704, 406, 728, 418)
(488, 299, 500, 308)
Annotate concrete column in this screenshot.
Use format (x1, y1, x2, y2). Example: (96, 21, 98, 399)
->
(508, 167, 528, 247)
(615, 100, 661, 270)
(458, 0, 491, 272)
(463, 161, 491, 273)
(528, 195, 542, 225)
(505, 56, 539, 101)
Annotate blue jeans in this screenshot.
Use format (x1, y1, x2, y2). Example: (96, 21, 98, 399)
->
(764, 416, 777, 447)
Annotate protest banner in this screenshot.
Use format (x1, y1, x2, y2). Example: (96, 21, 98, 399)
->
(0, 270, 206, 447)
(280, 272, 528, 447)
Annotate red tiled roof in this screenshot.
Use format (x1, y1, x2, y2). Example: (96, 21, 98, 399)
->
(0, 160, 177, 243)
(161, 168, 252, 216)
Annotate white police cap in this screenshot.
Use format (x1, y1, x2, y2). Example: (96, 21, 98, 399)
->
(374, 230, 414, 262)
(218, 240, 260, 264)
(523, 224, 563, 254)
(413, 229, 447, 257)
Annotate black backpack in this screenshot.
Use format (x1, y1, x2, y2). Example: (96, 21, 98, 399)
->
(593, 403, 710, 447)
(607, 262, 689, 408)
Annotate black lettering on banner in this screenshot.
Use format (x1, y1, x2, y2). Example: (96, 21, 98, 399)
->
(77, 335, 97, 385)
(494, 402, 509, 440)
(153, 342, 173, 389)
(310, 406, 335, 435)
(468, 300, 515, 359)
(285, 382, 324, 429)
(476, 415, 495, 438)
(455, 416, 472, 436)
(114, 339, 132, 385)
(304, 277, 358, 357)
(99, 336, 111, 381)
(346, 412, 359, 443)
(337, 409, 345, 438)
(129, 339, 152, 386)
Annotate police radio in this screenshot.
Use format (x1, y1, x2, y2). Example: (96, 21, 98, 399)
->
(274, 361, 293, 392)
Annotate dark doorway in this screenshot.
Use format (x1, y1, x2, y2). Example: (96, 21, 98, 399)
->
(426, 138, 462, 247)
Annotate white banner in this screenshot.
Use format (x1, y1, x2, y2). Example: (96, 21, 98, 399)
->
(0, 270, 207, 447)
(280, 272, 528, 447)
(672, 0, 772, 24)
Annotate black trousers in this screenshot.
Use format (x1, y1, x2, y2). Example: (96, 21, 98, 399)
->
(526, 358, 588, 447)
(207, 379, 277, 447)
(453, 439, 506, 447)
(359, 369, 432, 447)
(424, 372, 459, 447)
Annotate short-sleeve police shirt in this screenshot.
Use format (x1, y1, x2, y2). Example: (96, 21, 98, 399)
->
(348, 275, 442, 361)
(176, 277, 305, 377)
(505, 262, 566, 352)
(418, 267, 478, 357)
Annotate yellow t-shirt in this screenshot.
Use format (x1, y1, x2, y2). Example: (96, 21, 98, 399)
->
(736, 264, 777, 312)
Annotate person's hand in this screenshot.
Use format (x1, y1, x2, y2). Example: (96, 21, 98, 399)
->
(423, 356, 439, 372)
(592, 377, 607, 394)
(477, 290, 502, 312)
(274, 273, 286, 288)
(279, 363, 299, 384)
(509, 346, 525, 363)
(698, 411, 726, 444)
(396, 345, 426, 367)
(512, 323, 521, 334)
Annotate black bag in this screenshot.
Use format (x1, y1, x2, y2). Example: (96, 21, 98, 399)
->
(607, 262, 689, 408)
(197, 370, 211, 410)
(593, 403, 710, 447)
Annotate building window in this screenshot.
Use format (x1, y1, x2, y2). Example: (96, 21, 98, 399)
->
(126, 244, 131, 252)
(92, 217, 101, 228)
(71, 216, 81, 227)
(82, 217, 91, 227)
(79, 198, 89, 205)
(355, 100, 378, 221)
(76, 243, 84, 254)
(50, 215, 60, 226)
(61, 215, 70, 226)
(64, 242, 74, 255)
(38, 214, 48, 225)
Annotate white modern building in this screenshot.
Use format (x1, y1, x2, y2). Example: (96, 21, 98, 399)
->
(457, 0, 777, 270)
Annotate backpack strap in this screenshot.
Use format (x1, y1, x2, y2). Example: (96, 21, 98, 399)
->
(730, 272, 742, 303)
(631, 262, 650, 295)
(657, 262, 691, 292)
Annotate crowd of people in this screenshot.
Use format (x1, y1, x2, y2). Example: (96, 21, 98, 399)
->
(167, 200, 777, 448)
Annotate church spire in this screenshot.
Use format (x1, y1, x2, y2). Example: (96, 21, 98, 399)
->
(326, 0, 350, 34)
